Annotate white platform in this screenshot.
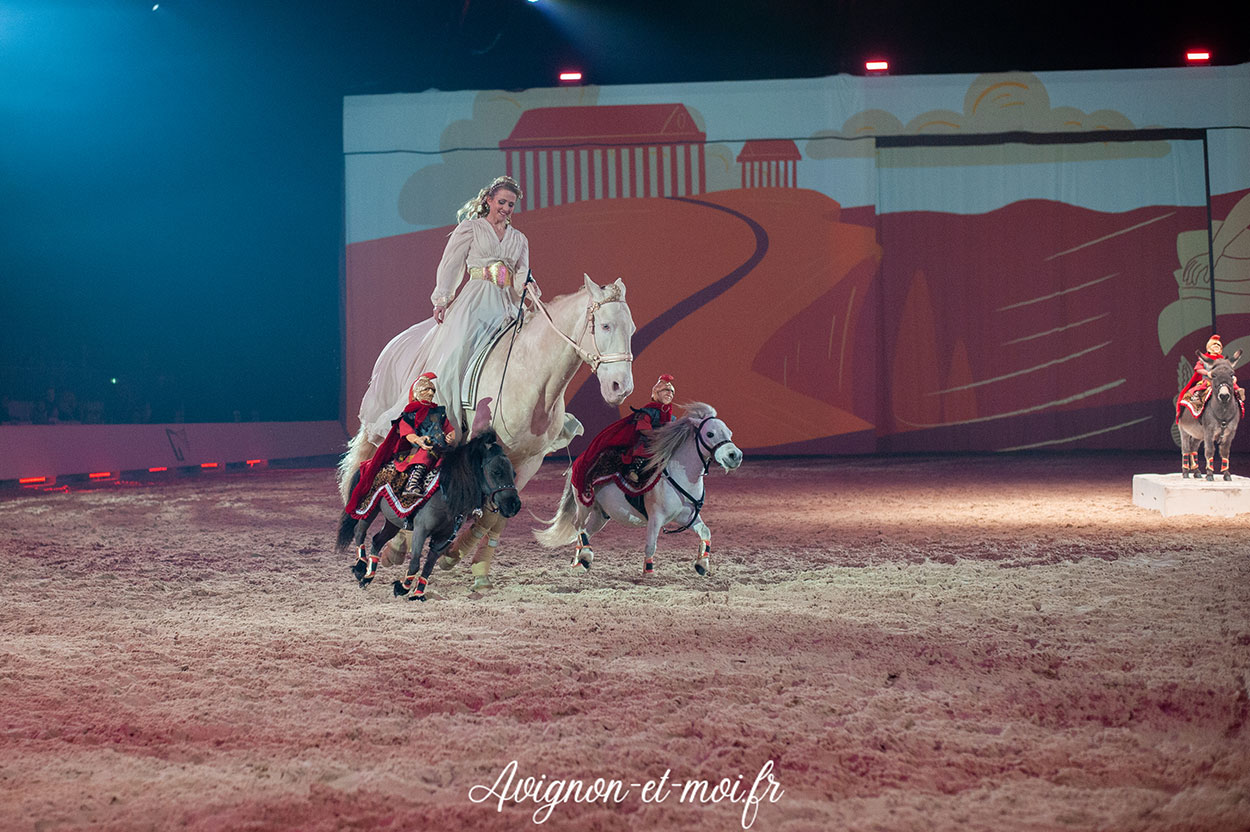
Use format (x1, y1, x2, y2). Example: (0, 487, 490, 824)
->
(1132, 473, 1250, 517)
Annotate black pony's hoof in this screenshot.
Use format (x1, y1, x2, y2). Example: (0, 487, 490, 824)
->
(1181, 471, 1190, 479)
(408, 593, 427, 602)
(392, 580, 409, 597)
(1205, 473, 1214, 481)
(1224, 473, 1233, 481)
(350, 561, 367, 581)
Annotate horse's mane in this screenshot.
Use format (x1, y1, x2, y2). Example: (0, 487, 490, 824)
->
(642, 402, 716, 476)
(436, 429, 496, 519)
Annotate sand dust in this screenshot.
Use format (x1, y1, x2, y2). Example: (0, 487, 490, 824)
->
(1, 453, 1247, 831)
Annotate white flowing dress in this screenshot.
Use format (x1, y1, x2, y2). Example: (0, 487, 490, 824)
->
(358, 218, 531, 444)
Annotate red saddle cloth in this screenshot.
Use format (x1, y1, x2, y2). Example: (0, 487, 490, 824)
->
(347, 460, 440, 520)
(574, 447, 663, 507)
(1177, 383, 1245, 422)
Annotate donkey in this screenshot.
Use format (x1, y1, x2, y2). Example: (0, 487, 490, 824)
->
(1177, 349, 1243, 480)
(337, 429, 520, 600)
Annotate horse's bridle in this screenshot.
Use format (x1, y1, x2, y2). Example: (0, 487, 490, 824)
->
(530, 285, 633, 373)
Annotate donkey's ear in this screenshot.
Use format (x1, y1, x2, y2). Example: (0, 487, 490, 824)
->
(1232, 349, 1243, 368)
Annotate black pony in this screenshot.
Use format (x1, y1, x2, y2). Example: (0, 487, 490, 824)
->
(337, 429, 520, 600)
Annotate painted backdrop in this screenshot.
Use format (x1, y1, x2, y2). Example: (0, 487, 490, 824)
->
(343, 65, 1250, 454)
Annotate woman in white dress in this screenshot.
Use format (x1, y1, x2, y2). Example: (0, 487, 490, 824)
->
(358, 175, 536, 443)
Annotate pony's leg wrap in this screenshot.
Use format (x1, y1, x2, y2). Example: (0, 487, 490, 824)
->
(694, 538, 712, 576)
(393, 572, 428, 600)
(354, 543, 381, 585)
(572, 530, 594, 572)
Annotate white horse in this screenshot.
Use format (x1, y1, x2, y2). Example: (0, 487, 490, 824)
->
(338, 275, 636, 586)
(534, 403, 742, 576)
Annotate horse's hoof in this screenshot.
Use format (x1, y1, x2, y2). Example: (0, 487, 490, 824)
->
(437, 554, 461, 571)
(358, 575, 374, 588)
(471, 575, 494, 591)
(642, 560, 654, 576)
(1225, 473, 1233, 481)
(408, 592, 426, 602)
(392, 580, 409, 597)
(1205, 474, 1214, 481)
(350, 562, 365, 580)
(693, 558, 710, 576)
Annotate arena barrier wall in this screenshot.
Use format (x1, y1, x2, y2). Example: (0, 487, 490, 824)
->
(0, 421, 348, 483)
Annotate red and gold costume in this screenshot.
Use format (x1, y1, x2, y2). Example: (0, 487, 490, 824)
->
(1177, 335, 1243, 421)
(570, 374, 676, 506)
(346, 373, 455, 519)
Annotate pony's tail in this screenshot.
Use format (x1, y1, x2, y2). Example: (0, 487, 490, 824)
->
(337, 429, 377, 505)
(532, 471, 581, 548)
(336, 509, 357, 551)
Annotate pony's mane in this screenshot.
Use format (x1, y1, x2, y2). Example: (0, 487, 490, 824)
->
(642, 402, 717, 475)
(436, 429, 497, 518)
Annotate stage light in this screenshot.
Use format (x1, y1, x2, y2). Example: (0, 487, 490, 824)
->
(865, 59, 890, 74)
(148, 467, 168, 472)
(246, 459, 265, 466)
(558, 71, 583, 83)
(1185, 49, 1211, 63)
(18, 476, 47, 485)
(200, 462, 220, 469)
(88, 472, 111, 479)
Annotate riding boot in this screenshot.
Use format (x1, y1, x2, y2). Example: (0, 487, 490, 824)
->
(403, 462, 432, 495)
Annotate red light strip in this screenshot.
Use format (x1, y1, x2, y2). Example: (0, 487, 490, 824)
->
(148, 466, 168, 472)
(865, 60, 889, 72)
(201, 462, 220, 468)
(18, 476, 47, 485)
(246, 459, 264, 466)
(88, 472, 111, 479)
(1186, 50, 1211, 62)
(558, 71, 583, 81)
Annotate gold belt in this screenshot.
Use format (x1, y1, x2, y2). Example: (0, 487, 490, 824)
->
(468, 261, 511, 287)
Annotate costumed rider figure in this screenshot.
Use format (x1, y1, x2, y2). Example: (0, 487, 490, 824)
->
(570, 374, 677, 506)
(345, 372, 456, 520)
(1177, 334, 1245, 422)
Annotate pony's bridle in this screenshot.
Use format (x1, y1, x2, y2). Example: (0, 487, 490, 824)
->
(693, 417, 734, 475)
(530, 285, 633, 373)
(481, 453, 518, 513)
(661, 416, 733, 535)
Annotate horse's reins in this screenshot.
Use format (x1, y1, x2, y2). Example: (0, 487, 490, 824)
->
(493, 278, 633, 435)
(661, 416, 732, 535)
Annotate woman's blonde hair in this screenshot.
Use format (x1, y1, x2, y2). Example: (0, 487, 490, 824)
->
(456, 175, 523, 223)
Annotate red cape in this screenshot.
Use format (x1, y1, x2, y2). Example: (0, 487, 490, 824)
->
(1176, 352, 1223, 422)
(570, 402, 672, 500)
(346, 398, 436, 512)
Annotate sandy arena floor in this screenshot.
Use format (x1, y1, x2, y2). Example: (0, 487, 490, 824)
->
(1, 453, 1248, 832)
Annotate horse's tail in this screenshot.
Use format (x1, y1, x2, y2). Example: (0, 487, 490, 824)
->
(337, 429, 377, 505)
(532, 470, 581, 548)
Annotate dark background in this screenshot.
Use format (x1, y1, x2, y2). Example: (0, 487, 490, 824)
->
(2, 0, 1242, 423)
